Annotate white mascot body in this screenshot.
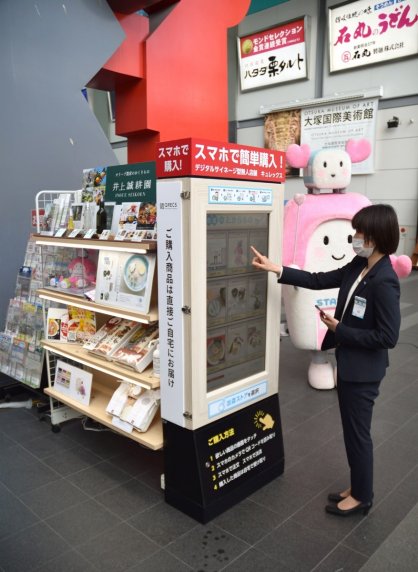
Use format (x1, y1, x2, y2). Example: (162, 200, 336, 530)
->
(283, 139, 411, 389)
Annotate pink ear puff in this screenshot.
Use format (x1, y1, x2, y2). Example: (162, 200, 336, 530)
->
(390, 254, 413, 278)
(345, 138, 372, 163)
(286, 144, 311, 168)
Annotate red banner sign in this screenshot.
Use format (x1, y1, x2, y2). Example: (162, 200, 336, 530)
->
(156, 138, 285, 183)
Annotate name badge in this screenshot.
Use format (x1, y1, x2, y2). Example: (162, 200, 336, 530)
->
(352, 296, 367, 319)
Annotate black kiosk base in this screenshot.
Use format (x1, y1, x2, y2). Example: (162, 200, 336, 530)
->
(163, 394, 285, 523)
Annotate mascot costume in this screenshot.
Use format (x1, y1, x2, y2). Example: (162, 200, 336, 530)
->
(282, 139, 412, 390)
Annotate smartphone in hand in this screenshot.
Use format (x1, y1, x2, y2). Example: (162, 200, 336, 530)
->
(315, 304, 326, 317)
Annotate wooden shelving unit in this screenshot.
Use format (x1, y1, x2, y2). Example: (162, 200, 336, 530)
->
(44, 383, 163, 450)
(37, 288, 158, 324)
(35, 235, 162, 449)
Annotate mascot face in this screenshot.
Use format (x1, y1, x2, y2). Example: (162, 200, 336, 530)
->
(306, 149, 352, 191)
(304, 219, 355, 272)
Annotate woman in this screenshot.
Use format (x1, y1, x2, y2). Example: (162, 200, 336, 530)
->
(251, 204, 401, 516)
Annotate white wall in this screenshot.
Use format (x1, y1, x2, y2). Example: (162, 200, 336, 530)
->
(231, 0, 418, 257)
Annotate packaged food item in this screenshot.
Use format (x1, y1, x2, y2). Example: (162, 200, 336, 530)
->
(66, 306, 96, 344)
(90, 320, 138, 357)
(111, 324, 158, 372)
(83, 317, 126, 351)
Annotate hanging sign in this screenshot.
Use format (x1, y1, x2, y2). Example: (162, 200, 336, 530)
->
(237, 17, 307, 91)
(329, 0, 418, 72)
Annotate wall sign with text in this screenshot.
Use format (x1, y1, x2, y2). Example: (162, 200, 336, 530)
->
(329, 0, 418, 72)
(238, 17, 307, 91)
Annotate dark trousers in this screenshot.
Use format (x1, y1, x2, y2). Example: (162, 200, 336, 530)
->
(337, 378, 381, 503)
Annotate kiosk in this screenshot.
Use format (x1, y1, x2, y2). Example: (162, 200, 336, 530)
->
(156, 139, 286, 522)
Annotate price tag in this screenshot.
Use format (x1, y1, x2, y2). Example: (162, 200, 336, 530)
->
(54, 228, 66, 237)
(99, 230, 111, 240)
(114, 229, 128, 241)
(68, 229, 81, 238)
(131, 230, 143, 242)
(83, 229, 96, 239)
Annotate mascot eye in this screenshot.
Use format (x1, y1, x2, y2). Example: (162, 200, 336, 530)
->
(323, 161, 327, 168)
(348, 235, 353, 243)
(323, 236, 329, 245)
(340, 161, 343, 167)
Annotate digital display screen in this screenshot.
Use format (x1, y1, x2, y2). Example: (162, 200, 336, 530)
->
(206, 212, 268, 391)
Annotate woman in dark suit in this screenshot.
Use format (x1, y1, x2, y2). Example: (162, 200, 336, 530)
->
(251, 204, 401, 516)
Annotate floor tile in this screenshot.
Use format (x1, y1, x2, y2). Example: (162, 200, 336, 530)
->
(212, 498, 283, 544)
(128, 499, 197, 546)
(42, 444, 103, 476)
(0, 484, 39, 541)
(77, 522, 159, 572)
(0, 522, 69, 572)
(311, 544, 367, 572)
(222, 547, 293, 571)
(45, 498, 121, 546)
(68, 460, 132, 497)
(32, 549, 97, 572)
(19, 478, 90, 519)
(127, 548, 193, 571)
(166, 524, 249, 572)
(255, 519, 337, 572)
(95, 477, 162, 519)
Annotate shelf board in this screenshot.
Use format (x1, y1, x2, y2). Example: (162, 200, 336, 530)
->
(34, 234, 157, 253)
(44, 384, 163, 450)
(42, 341, 160, 390)
(37, 288, 158, 323)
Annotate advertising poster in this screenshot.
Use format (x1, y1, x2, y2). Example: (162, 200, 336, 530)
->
(238, 17, 307, 90)
(329, 0, 418, 72)
(300, 97, 378, 174)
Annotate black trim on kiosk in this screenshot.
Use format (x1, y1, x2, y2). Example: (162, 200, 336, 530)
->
(163, 393, 284, 523)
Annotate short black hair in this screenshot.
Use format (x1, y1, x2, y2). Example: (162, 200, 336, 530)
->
(352, 204, 399, 255)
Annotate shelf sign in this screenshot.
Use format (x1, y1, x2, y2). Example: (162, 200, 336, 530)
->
(238, 17, 307, 91)
(105, 162, 156, 204)
(157, 138, 285, 183)
(329, 0, 418, 72)
(208, 381, 268, 418)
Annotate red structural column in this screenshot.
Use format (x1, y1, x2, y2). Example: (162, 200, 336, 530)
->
(88, 0, 251, 162)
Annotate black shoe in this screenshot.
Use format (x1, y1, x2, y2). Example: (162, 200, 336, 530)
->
(327, 492, 347, 503)
(325, 502, 372, 517)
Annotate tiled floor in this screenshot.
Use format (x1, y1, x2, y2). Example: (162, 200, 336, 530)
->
(0, 272, 417, 571)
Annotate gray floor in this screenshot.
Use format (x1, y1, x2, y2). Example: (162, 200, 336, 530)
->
(0, 273, 417, 572)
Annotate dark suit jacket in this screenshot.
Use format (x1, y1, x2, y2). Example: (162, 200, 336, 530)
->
(279, 255, 401, 383)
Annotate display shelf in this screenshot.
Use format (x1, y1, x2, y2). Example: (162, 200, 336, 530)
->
(34, 234, 157, 253)
(36, 288, 158, 323)
(42, 340, 160, 389)
(44, 383, 163, 450)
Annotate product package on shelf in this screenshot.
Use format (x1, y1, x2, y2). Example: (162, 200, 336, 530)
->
(82, 317, 127, 351)
(46, 307, 69, 342)
(110, 323, 159, 372)
(95, 251, 156, 313)
(89, 319, 139, 358)
(106, 382, 160, 434)
(66, 306, 96, 343)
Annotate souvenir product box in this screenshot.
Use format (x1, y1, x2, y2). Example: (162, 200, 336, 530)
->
(89, 320, 139, 357)
(111, 323, 159, 372)
(83, 317, 127, 351)
(66, 306, 96, 344)
(95, 251, 156, 313)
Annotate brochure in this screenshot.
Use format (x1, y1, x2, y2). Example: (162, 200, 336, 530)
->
(54, 359, 93, 405)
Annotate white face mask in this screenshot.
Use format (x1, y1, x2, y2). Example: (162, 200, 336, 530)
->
(352, 237, 374, 258)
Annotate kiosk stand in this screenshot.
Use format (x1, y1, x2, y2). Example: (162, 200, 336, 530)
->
(156, 139, 286, 522)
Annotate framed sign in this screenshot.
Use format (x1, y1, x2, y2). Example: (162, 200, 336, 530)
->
(238, 17, 307, 91)
(329, 0, 418, 72)
(300, 97, 378, 174)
